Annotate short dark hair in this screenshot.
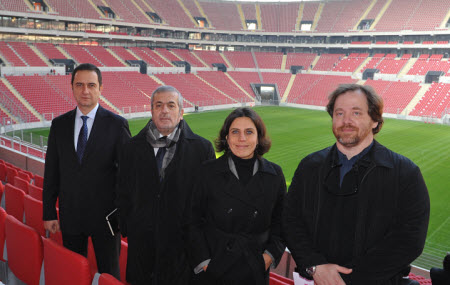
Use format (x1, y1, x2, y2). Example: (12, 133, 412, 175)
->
(215, 107, 271, 157)
(71, 63, 102, 87)
(326, 84, 384, 134)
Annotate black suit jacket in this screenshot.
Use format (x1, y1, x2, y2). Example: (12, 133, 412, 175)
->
(43, 105, 131, 235)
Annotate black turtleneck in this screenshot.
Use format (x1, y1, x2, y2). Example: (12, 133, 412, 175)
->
(231, 153, 256, 186)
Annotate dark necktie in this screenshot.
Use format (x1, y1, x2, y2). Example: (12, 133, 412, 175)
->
(77, 115, 88, 163)
(156, 146, 166, 175)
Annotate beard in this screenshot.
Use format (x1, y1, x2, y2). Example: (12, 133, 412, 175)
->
(333, 124, 371, 147)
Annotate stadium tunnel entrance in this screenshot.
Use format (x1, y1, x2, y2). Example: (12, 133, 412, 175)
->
(251, 83, 280, 105)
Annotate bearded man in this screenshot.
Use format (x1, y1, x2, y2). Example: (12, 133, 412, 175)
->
(283, 84, 430, 285)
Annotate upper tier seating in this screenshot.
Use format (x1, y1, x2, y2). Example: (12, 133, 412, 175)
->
(0, 0, 30, 13)
(182, 0, 202, 19)
(365, 0, 387, 20)
(224, 51, 255, 69)
(241, 3, 257, 22)
(200, 1, 242, 31)
(44, 0, 101, 19)
(260, 3, 299, 33)
(409, 82, 450, 117)
(407, 56, 450, 76)
(145, 0, 196, 28)
(60, 44, 102, 66)
(302, 2, 320, 21)
(101, 0, 151, 24)
(316, 0, 371, 33)
(197, 71, 252, 102)
(365, 79, 421, 114)
(313, 54, 345, 71)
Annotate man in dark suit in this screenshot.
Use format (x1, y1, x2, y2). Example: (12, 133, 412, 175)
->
(117, 85, 215, 285)
(43, 63, 131, 279)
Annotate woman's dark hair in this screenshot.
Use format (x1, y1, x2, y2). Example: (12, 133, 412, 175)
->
(326, 84, 384, 135)
(215, 107, 271, 157)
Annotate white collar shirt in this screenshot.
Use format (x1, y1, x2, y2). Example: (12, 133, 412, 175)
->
(74, 103, 99, 150)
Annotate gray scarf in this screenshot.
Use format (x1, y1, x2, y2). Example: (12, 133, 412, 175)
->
(146, 120, 182, 180)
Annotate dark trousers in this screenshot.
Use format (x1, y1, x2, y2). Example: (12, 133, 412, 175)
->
(62, 231, 121, 280)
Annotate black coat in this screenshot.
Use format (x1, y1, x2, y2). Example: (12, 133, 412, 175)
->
(188, 154, 286, 285)
(283, 140, 430, 285)
(43, 106, 131, 235)
(117, 119, 215, 285)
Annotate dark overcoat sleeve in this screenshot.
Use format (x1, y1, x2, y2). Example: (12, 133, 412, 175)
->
(43, 120, 60, 221)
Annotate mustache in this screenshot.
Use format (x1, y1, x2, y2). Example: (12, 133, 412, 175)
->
(338, 124, 358, 131)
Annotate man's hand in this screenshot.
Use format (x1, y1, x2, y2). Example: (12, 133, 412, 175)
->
(44, 220, 60, 234)
(313, 264, 352, 285)
(263, 253, 273, 271)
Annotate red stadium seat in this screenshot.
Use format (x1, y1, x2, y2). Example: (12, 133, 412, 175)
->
(43, 237, 93, 285)
(5, 215, 43, 285)
(0, 163, 6, 182)
(0, 183, 4, 205)
(4, 184, 25, 222)
(99, 273, 124, 285)
(88, 236, 99, 277)
(28, 183, 43, 201)
(270, 272, 294, 284)
(24, 195, 46, 237)
(34, 174, 44, 188)
(13, 176, 29, 194)
(0, 207, 7, 281)
(18, 170, 32, 182)
(120, 241, 130, 285)
(5, 167, 18, 185)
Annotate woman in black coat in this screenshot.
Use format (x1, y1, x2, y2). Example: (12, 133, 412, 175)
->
(188, 107, 286, 285)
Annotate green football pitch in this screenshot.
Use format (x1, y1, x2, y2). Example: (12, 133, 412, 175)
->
(26, 106, 450, 269)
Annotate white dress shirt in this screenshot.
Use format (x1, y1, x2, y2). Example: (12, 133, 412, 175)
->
(74, 103, 99, 151)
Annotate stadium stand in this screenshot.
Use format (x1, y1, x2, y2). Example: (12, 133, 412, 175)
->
(0, 0, 29, 13)
(260, 2, 299, 33)
(285, 53, 316, 71)
(83, 46, 125, 67)
(241, 3, 257, 24)
(44, 0, 101, 19)
(332, 53, 369, 73)
(0, 79, 40, 123)
(224, 51, 256, 69)
(227, 71, 261, 98)
(409, 82, 450, 117)
(194, 50, 229, 68)
(171, 49, 206, 67)
(60, 44, 103, 66)
(365, 79, 421, 114)
(108, 46, 139, 61)
(254, 52, 283, 69)
(196, 71, 251, 102)
(8, 42, 48, 67)
(200, 1, 243, 31)
(261, 72, 292, 98)
(34, 43, 68, 60)
(146, 0, 196, 28)
(313, 54, 345, 71)
(102, 0, 151, 24)
(0, 42, 27, 67)
(129, 47, 172, 67)
(301, 2, 319, 22)
(154, 48, 183, 64)
(317, 0, 372, 33)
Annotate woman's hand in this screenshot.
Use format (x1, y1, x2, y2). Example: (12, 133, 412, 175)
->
(263, 253, 273, 271)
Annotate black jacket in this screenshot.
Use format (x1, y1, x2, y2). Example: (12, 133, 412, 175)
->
(283, 140, 430, 285)
(117, 119, 215, 285)
(43, 106, 131, 235)
(188, 154, 286, 285)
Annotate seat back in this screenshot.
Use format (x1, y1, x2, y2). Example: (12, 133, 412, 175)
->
(24, 195, 46, 237)
(4, 184, 25, 222)
(0, 183, 4, 205)
(13, 176, 29, 194)
(28, 184, 43, 201)
(18, 171, 31, 183)
(269, 272, 294, 285)
(42, 238, 92, 285)
(5, 167, 18, 185)
(99, 273, 124, 285)
(5, 215, 43, 285)
(120, 241, 130, 285)
(34, 174, 44, 188)
(0, 207, 6, 262)
(0, 163, 6, 182)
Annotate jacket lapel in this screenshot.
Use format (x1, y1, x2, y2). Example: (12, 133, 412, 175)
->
(80, 105, 104, 164)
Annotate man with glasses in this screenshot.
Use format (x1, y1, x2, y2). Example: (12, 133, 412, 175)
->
(283, 84, 430, 285)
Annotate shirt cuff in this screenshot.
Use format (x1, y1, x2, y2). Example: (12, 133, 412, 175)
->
(264, 250, 276, 269)
(194, 259, 211, 274)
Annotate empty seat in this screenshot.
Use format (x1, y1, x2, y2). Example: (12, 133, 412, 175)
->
(13, 176, 29, 194)
(18, 170, 32, 182)
(24, 195, 46, 237)
(5, 215, 43, 285)
(28, 184, 43, 201)
(0, 207, 7, 282)
(34, 174, 44, 188)
(4, 184, 25, 222)
(269, 272, 294, 285)
(5, 167, 18, 185)
(0, 163, 6, 182)
(42, 237, 92, 285)
(120, 241, 129, 285)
